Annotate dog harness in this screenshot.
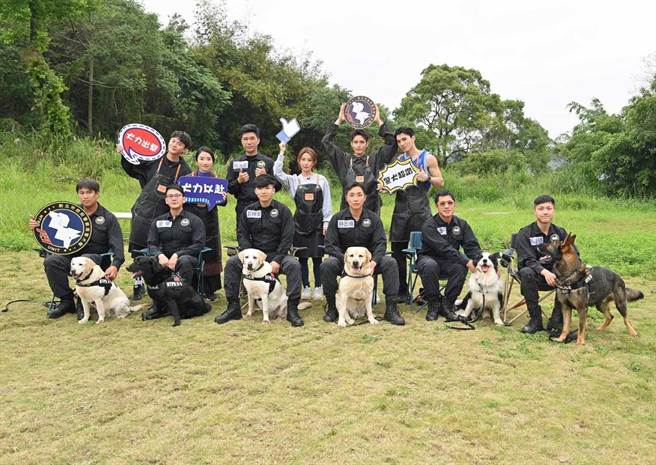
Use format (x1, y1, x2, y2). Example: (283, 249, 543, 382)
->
(76, 278, 114, 297)
(556, 267, 592, 295)
(147, 273, 185, 290)
(243, 273, 278, 294)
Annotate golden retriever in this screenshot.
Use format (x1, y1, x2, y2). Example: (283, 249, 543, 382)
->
(70, 257, 142, 324)
(336, 247, 376, 327)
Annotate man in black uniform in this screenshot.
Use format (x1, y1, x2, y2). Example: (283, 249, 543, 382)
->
(216, 175, 304, 327)
(142, 185, 205, 320)
(321, 183, 405, 325)
(514, 195, 570, 335)
(119, 130, 192, 299)
(226, 124, 275, 226)
(321, 103, 397, 215)
(146, 185, 205, 285)
(417, 190, 480, 321)
(29, 178, 125, 319)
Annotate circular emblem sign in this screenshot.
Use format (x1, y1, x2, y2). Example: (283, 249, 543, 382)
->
(344, 96, 376, 129)
(118, 123, 166, 165)
(33, 202, 92, 255)
(270, 209, 279, 218)
(452, 226, 462, 236)
(550, 234, 560, 242)
(362, 218, 372, 228)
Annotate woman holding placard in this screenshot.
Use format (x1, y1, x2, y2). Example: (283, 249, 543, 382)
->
(274, 143, 332, 301)
(183, 146, 224, 299)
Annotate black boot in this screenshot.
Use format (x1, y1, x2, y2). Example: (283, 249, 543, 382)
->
(323, 295, 338, 323)
(131, 280, 145, 300)
(286, 299, 304, 327)
(396, 284, 411, 304)
(425, 300, 440, 321)
(75, 297, 84, 321)
(546, 305, 563, 337)
(47, 298, 76, 319)
(142, 303, 170, 320)
(215, 301, 242, 325)
(384, 300, 405, 326)
(521, 305, 544, 333)
(439, 301, 462, 322)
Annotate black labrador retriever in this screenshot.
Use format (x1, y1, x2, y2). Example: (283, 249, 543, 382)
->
(127, 256, 211, 326)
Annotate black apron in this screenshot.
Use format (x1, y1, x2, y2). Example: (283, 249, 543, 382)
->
(390, 151, 432, 243)
(183, 173, 223, 293)
(293, 178, 324, 258)
(342, 156, 380, 215)
(129, 158, 181, 253)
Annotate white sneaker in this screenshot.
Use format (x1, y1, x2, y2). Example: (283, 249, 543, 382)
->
(313, 286, 323, 300)
(301, 286, 312, 300)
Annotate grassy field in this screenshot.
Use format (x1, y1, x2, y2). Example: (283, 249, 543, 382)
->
(1, 137, 656, 464)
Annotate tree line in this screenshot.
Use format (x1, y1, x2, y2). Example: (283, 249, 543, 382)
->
(1, 0, 654, 196)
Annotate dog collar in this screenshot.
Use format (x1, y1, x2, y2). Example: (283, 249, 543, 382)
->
(341, 270, 373, 279)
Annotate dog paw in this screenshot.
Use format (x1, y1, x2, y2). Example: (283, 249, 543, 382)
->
(95, 319, 104, 325)
(172, 321, 181, 327)
(78, 319, 88, 325)
(494, 320, 504, 326)
(337, 320, 347, 327)
(369, 318, 379, 325)
(262, 319, 271, 324)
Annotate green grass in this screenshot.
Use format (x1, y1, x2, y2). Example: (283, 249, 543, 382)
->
(1, 135, 656, 464)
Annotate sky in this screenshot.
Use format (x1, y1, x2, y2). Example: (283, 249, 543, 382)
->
(141, 0, 656, 138)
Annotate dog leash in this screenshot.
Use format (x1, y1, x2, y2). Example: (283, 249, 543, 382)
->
(2, 299, 51, 312)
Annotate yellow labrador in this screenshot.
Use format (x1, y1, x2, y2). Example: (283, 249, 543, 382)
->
(336, 247, 376, 327)
(70, 257, 142, 324)
(238, 248, 311, 323)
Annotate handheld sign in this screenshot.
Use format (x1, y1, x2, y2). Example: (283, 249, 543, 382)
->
(118, 124, 166, 165)
(377, 159, 421, 193)
(178, 176, 228, 211)
(345, 96, 376, 129)
(276, 118, 301, 143)
(33, 202, 92, 255)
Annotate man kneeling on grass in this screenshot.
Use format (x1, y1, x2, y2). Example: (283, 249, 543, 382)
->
(215, 174, 304, 327)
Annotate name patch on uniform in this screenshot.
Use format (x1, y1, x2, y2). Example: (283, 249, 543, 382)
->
(529, 236, 544, 246)
(246, 210, 262, 219)
(165, 281, 184, 288)
(180, 218, 190, 227)
(156, 220, 172, 228)
(338, 220, 355, 229)
(304, 193, 314, 201)
(437, 227, 447, 235)
(233, 160, 248, 171)
(355, 175, 365, 183)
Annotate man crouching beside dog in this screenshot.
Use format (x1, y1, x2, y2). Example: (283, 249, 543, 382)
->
(417, 190, 482, 322)
(515, 195, 571, 335)
(215, 175, 305, 327)
(28, 178, 125, 319)
(321, 182, 405, 325)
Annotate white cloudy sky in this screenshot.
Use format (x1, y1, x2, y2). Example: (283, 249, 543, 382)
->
(141, 0, 655, 138)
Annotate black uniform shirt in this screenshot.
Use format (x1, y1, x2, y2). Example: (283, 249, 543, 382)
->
(226, 153, 275, 205)
(515, 222, 569, 274)
(147, 210, 205, 258)
(420, 214, 481, 267)
(325, 208, 387, 264)
(82, 204, 125, 269)
(237, 199, 294, 264)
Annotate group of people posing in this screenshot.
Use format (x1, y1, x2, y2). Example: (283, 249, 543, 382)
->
(32, 103, 571, 337)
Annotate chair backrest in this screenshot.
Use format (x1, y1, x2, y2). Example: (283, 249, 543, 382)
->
(409, 231, 422, 251)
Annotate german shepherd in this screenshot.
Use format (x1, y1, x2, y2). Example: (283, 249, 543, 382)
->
(543, 234, 643, 345)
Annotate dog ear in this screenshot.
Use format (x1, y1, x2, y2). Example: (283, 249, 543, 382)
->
(237, 250, 246, 262)
(256, 250, 267, 263)
(84, 258, 94, 273)
(364, 248, 372, 263)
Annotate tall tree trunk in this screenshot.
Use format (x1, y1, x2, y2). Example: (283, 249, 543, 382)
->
(88, 56, 94, 135)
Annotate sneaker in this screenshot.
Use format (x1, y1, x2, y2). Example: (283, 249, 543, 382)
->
(301, 286, 312, 300)
(313, 286, 323, 300)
